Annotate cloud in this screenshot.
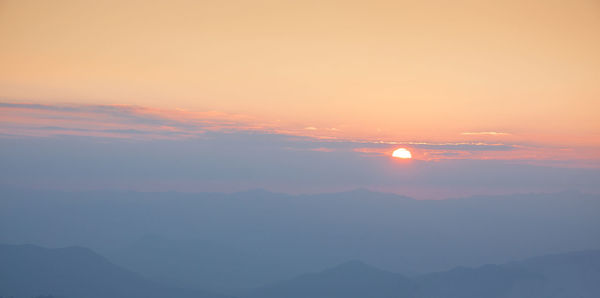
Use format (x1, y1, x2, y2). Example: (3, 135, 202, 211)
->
(1, 134, 599, 198)
(1, 102, 596, 165)
(461, 131, 511, 136)
(409, 142, 515, 151)
(0, 102, 261, 139)
(1, 102, 598, 198)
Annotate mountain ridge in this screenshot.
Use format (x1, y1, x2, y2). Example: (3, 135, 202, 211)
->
(245, 249, 600, 298)
(0, 243, 226, 298)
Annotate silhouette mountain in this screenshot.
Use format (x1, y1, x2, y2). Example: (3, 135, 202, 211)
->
(109, 234, 286, 294)
(2, 242, 599, 298)
(244, 260, 415, 298)
(506, 250, 600, 297)
(414, 264, 544, 298)
(2, 189, 599, 292)
(0, 244, 225, 298)
(245, 250, 600, 298)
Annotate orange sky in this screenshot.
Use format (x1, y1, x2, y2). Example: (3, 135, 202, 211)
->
(1, 0, 599, 149)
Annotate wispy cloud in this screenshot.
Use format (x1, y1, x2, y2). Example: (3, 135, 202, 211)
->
(0, 102, 265, 139)
(1, 102, 596, 164)
(461, 131, 511, 136)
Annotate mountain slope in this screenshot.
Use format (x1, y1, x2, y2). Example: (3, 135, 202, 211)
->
(0, 244, 224, 298)
(244, 260, 416, 298)
(245, 250, 600, 298)
(414, 264, 545, 298)
(109, 234, 287, 294)
(507, 250, 600, 298)
(2, 189, 599, 291)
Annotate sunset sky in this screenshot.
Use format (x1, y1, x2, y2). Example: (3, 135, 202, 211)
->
(1, 0, 599, 198)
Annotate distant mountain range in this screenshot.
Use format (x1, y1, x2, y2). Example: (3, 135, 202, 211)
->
(0, 244, 225, 298)
(1, 243, 599, 298)
(243, 260, 415, 298)
(1, 188, 599, 292)
(244, 250, 600, 298)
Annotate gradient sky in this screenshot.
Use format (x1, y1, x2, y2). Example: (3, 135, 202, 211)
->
(1, 0, 599, 198)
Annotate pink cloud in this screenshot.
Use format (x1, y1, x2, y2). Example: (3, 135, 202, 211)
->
(2, 102, 598, 166)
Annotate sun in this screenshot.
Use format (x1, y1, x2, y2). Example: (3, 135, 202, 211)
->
(392, 148, 412, 159)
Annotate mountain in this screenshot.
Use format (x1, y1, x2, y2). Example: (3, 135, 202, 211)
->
(1, 244, 598, 298)
(245, 250, 600, 298)
(243, 260, 415, 298)
(506, 250, 600, 297)
(1, 188, 599, 292)
(413, 264, 545, 298)
(0, 244, 225, 298)
(109, 234, 288, 294)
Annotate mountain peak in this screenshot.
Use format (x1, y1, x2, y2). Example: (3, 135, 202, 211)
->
(331, 260, 372, 270)
(319, 260, 398, 278)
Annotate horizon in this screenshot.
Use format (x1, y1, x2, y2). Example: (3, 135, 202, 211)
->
(1, 184, 594, 200)
(2, 0, 600, 198)
(1, 1, 599, 297)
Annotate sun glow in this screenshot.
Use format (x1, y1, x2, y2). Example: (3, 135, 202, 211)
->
(392, 148, 412, 159)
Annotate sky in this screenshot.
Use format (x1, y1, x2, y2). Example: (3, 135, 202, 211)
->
(1, 0, 599, 198)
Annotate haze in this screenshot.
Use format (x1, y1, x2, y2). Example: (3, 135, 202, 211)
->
(1, 1, 599, 297)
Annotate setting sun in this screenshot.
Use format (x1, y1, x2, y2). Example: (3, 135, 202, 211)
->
(392, 148, 412, 159)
